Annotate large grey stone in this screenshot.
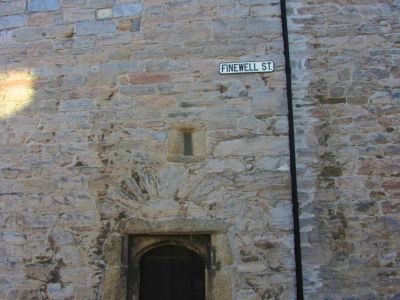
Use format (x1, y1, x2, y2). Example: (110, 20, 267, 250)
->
(213, 137, 288, 157)
(0, 14, 26, 30)
(76, 19, 116, 35)
(112, 3, 143, 18)
(47, 284, 75, 299)
(28, 0, 60, 12)
(1, 232, 26, 244)
(0, 1, 26, 17)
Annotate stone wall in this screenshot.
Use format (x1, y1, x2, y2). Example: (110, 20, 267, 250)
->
(0, 0, 296, 299)
(2, 0, 399, 299)
(288, 0, 400, 299)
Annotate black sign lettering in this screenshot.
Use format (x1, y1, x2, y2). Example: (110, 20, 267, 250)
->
(262, 62, 267, 70)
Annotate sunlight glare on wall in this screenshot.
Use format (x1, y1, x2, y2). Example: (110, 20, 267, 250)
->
(0, 70, 35, 119)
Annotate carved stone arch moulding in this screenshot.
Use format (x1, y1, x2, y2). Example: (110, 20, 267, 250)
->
(129, 235, 211, 267)
(103, 218, 234, 300)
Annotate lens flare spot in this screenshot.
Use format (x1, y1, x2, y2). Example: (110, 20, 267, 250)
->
(0, 71, 35, 119)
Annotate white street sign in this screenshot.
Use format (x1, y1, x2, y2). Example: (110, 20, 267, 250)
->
(219, 61, 274, 75)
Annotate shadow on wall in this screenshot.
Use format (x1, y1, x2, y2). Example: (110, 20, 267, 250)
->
(0, 70, 36, 119)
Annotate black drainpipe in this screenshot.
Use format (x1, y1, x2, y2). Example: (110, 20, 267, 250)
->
(279, 0, 304, 299)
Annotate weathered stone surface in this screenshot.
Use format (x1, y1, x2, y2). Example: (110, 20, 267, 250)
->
(120, 218, 229, 234)
(97, 8, 112, 20)
(75, 19, 116, 36)
(28, 0, 60, 12)
(63, 9, 95, 23)
(1, 232, 26, 244)
(86, 0, 114, 7)
(0, 14, 27, 30)
(289, 1, 400, 298)
(213, 137, 288, 157)
(112, 3, 143, 18)
(50, 229, 74, 246)
(0, 1, 26, 17)
(212, 271, 233, 300)
(47, 283, 74, 299)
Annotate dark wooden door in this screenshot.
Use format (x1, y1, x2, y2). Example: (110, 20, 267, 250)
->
(139, 245, 205, 300)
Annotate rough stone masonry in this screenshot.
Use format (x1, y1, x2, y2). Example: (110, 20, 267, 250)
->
(288, 1, 400, 299)
(0, 0, 399, 299)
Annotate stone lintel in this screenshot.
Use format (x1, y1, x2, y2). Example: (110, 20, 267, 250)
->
(118, 218, 228, 235)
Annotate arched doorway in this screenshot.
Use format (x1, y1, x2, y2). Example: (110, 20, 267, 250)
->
(139, 245, 205, 300)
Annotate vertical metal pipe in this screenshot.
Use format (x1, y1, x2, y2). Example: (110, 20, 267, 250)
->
(279, 0, 304, 299)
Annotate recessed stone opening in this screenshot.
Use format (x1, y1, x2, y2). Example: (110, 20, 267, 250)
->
(183, 131, 193, 156)
(128, 235, 211, 300)
(103, 218, 233, 300)
(167, 122, 206, 163)
(140, 245, 205, 300)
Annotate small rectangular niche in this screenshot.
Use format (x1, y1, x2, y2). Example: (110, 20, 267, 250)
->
(183, 131, 193, 156)
(167, 122, 206, 163)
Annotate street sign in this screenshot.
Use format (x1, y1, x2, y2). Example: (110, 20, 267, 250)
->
(219, 61, 274, 75)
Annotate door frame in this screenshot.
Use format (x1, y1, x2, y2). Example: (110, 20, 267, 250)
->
(102, 218, 234, 300)
(128, 235, 211, 300)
